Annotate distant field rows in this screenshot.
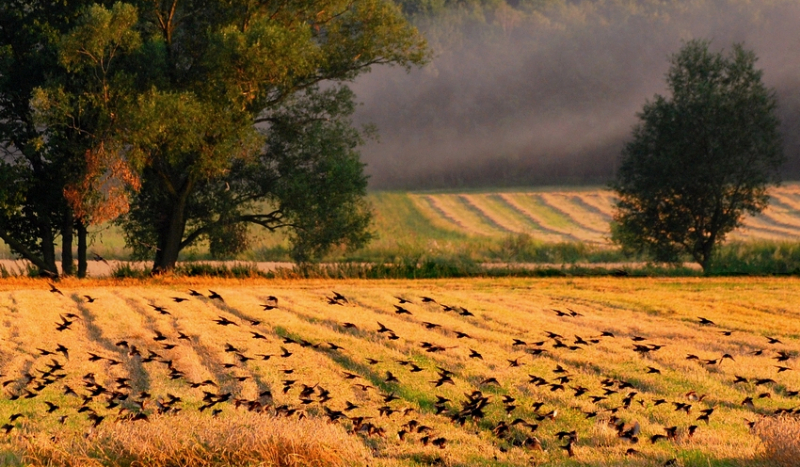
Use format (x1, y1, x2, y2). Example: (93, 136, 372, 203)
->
(3, 186, 800, 261)
(368, 184, 800, 245)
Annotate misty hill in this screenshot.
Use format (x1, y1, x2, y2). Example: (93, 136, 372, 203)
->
(353, 0, 800, 189)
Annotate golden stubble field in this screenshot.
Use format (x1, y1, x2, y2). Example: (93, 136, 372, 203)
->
(1, 277, 799, 466)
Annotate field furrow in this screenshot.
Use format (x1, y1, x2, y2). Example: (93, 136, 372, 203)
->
(567, 194, 614, 222)
(494, 194, 578, 242)
(538, 193, 609, 236)
(411, 195, 477, 235)
(573, 192, 617, 219)
(756, 209, 800, 231)
(768, 193, 800, 212)
(455, 195, 515, 234)
(765, 193, 800, 224)
(741, 215, 800, 240)
(419, 195, 504, 237)
(507, 194, 601, 243)
(369, 193, 468, 243)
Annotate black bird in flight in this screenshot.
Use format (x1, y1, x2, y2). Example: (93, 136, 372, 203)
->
(92, 252, 109, 265)
(775, 350, 792, 362)
(149, 304, 171, 315)
(152, 331, 168, 341)
(208, 290, 224, 301)
(264, 295, 279, 306)
(213, 316, 238, 326)
(55, 315, 73, 332)
(54, 343, 69, 359)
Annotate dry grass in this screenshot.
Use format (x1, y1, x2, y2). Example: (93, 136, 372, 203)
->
(1, 277, 799, 466)
(755, 416, 800, 467)
(17, 412, 368, 467)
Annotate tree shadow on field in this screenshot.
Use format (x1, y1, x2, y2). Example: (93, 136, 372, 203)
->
(70, 293, 152, 397)
(262, 320, 443, 415)
(177, 298, 278, 401)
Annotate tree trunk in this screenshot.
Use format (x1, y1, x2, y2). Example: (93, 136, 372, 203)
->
(61, 210, 74, 276)
(0, 226, 58, 277)
(152, 195, 189, 274)
(77, 221, 87, 278)
(39, 215, 58, 278)
(699, 232, 717, 275)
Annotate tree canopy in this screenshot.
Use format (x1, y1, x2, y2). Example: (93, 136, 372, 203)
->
(1, 0, 427, 275)
(611, 40, 784, 272)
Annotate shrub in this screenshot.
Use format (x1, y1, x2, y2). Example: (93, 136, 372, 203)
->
(173, 262, 264, 278)
(111, 263, 149, 279)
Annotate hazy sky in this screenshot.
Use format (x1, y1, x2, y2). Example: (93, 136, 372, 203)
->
(352, 0, 800, 190)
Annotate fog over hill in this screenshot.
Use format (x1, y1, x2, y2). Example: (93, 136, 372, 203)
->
(352, 0, 800, 190)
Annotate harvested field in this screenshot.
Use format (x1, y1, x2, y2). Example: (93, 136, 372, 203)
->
(0, 277, 798, 466)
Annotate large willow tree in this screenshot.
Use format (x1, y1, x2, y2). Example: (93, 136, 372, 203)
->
(18, 0, 427, 274)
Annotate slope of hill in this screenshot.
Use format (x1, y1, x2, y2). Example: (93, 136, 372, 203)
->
(0, 278, 797, 465)
(370, 184, 800, 245)
(4, 185, 800, 268)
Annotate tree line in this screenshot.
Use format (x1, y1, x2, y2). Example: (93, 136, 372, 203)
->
(0, 0, 427, 276)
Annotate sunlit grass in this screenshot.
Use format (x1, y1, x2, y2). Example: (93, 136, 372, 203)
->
(0, 278, 798, 465)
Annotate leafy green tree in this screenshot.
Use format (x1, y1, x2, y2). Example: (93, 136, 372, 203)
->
(0, 0, 115, 277)
(111, 0, 426, 273)
(23, 0, 426, 274)
(611, 40, 784, 272)
(31, 2, 142, 277)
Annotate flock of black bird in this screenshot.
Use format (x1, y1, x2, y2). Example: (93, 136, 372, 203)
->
(0, 283, 797, 465)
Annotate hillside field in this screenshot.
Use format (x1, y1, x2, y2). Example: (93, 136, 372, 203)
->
(367, 184, 800, 246)
(0, 277, 799, 466)
(242, 183, 800, 262)
(6, 184, 800, 267)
